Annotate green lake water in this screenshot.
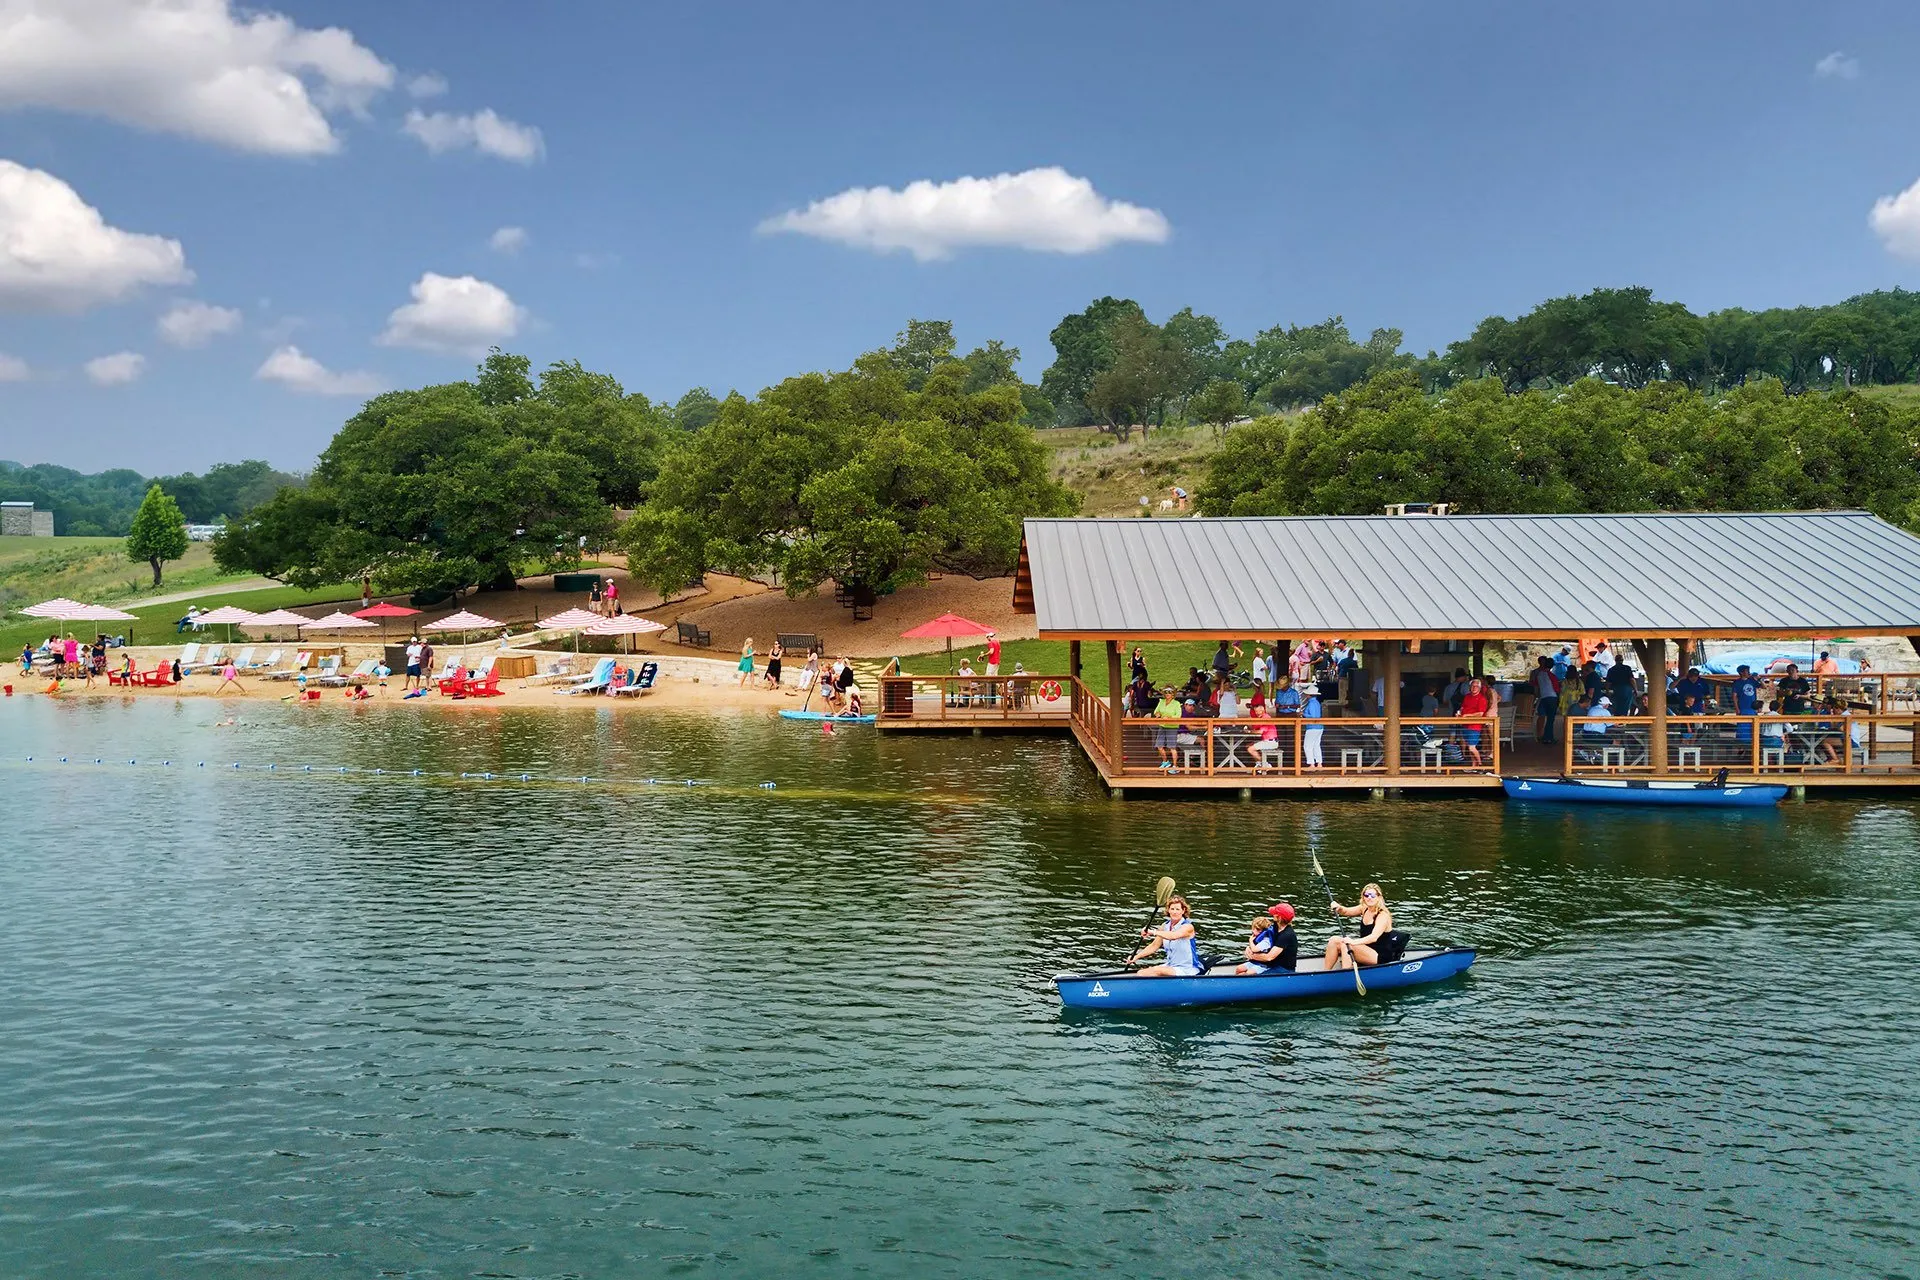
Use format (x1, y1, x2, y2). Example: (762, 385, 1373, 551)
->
(2, 698, 1917, 1278)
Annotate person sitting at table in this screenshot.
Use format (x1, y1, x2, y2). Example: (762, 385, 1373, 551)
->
(1758, 701, 1788, 761)
(1673, 665, 1711, 719)
(1248, 702, 1280, 772)
(1572, 694, 1613, 762)
(1810, 697, 1848, 766)
(1216, 680, 1240, 719)
(953, 657, 978, 705)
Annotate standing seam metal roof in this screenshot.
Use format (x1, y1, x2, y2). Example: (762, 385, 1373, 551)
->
(1019, 512, 1920, 636)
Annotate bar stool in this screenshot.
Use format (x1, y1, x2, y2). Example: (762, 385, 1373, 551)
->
(1179, 739, 1207, 772)
(1339, 748, 1365, 771)
(1676, 746, 1702, 769)
(1600, 747, 1626, 769)
(1760, 747, 1786, 768)
(1418, 742, 1445, 771)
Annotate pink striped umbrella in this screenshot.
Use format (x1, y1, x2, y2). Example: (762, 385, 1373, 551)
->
(584, 612, 665, 653)
(193, 605, 259, 644)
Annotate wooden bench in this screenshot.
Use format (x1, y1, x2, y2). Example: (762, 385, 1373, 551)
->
(675, 620, 712, 647)
(778, 633, 822, 657)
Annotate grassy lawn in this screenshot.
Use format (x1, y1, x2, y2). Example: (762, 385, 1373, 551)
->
(0, 537, 260, 613)
(3, 582, 358, 660)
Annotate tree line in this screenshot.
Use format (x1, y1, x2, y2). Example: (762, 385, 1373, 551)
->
(0, 458, 300, 536)
(1029, 285, 1920, 438)
(216, 332, 1076, 603)
(1198, 371, 1920, 533)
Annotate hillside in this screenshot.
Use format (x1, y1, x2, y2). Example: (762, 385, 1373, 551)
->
(0, 536, 260, 614)
(1041, 423, 1226, 517)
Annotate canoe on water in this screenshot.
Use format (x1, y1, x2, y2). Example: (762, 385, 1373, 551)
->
(1054, 947, 1475, 1011)
(779, 709, 876, 724)
(1502, 776, 1787, 808)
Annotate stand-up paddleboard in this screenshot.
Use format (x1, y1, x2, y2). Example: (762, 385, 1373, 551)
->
(779, 709, 876, 724)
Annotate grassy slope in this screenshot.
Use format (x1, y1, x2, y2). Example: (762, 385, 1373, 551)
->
(0, 537, 260, 613)
(1041, 423, 1225, 517)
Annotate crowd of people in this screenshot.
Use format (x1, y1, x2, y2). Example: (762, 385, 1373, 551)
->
(732, 639, 866, 715)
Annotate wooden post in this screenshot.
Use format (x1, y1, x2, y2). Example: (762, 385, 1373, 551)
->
(1383, 640, 1402, 776)
(1647, 638, 1668, 776)
(1070, 640, 1081, 682)
(1471, 639, 1485, 678)
(1106, 640, 1123, 771)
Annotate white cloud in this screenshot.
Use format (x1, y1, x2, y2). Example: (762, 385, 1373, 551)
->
(758, 166, 1171, 261)
(157, 299, 241, 346)
(489, 225, 528, 254)
(0, 160, 190, 312)
(377, 272, 524, 354)
(1870, 177, 1920, 259)
(0, 352, 29, 380)
(256, 344, 383, 396)
(84, 351, 145, 385)
(405, 71, 448, 99)
(0, 0, 394, 156)
(402, 108, 543, 162)
(1815, 51, 1860, 80)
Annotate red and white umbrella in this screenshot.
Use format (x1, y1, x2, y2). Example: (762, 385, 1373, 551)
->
(193, 604, 259, 644)
(584, 612, 665, 653)
(536, 607, 603, 653)
(424, 609, 504, 658)
(243, 608, 315, 639)
(22, 597, 136, 622)
(306, 611, 376, 630)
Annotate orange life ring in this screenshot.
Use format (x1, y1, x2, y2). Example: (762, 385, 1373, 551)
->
(1037, 679, 1062, 702)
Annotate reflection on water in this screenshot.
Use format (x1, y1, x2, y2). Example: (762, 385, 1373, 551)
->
(1, 698, 1917, 1278)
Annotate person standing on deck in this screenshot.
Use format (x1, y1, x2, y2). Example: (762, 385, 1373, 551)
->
(1533, 656, 1562, 745)
(983, 630, 1001, 705)
(1732, 664, 1761, 744)
(1301, 684, 1326, 768)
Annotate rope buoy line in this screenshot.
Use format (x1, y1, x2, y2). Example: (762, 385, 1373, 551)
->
(12, 754, 779, 793)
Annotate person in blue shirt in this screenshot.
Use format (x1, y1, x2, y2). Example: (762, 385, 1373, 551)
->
(1732, 664, 1761, 743)
(1673, 666, 1711, 715)
(1272, 675, 1303, 717)
(1552, 646, 1572, 681)
(1130, 895, 1201, 976)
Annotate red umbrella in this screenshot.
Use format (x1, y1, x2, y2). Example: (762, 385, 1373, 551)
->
(900, 612, 994, 672)
(354, 601, 420, 640)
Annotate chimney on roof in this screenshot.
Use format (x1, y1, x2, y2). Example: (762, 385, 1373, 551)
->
(1383, 502, 1451, 516)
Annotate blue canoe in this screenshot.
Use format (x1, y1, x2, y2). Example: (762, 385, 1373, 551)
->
(1055, 947, 1475, 1011)
(1502, 776, 1786, 808)
(779, 709, 876, 724)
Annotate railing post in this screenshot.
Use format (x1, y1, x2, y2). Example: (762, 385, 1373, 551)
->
(1563, 725, 1573, 776)
(1751, 716, 1761, 774)
(1647, 639, 1668, 777)
(1293, 718, 1303, 776)
(1491, 714, 1501, 774)
(1383, 641, 1402, 777)
(1105, 641, 1123, 770)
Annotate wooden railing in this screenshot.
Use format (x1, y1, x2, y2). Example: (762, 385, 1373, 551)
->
(1071, 676, 1111, 767)
(1562, 713, 1918, 775)
(878, 673, 1074, 724)
(1686, 672, 1920, 715)
(1104, 714, 1500, 778)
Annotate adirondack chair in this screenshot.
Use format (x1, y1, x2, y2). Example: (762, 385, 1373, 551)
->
(436, 666, 469, 696)
(140, 661, 173, 687)
(463, 669, 503, 697)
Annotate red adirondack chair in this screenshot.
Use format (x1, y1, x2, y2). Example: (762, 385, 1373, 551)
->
(464, 670, 502, 698)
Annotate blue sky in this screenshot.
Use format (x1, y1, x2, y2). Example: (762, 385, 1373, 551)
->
(3, 0, 1919, 475)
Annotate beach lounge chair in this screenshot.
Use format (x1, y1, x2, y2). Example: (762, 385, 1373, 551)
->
(177, 642, 200, 670)
(190, 644, 225, 675)
(265, 651, 310, 680)
(610, 661, 658, 697)
(560, 657, 618, 695)
(313, 656, 345, 685)
(229, 646, 256, 671)
(342, 659, 379, 686)
(433, 654, 461, 683)
(523, 658, 579, 686)
(252, 649, 281, 671)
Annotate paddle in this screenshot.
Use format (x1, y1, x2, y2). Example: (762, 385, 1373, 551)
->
(1124, 876, 1178, 967)
(1310, 851, 1365, 996)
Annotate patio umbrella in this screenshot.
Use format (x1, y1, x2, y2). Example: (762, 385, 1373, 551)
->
(424, 609, 504, 661)
(306, 611, 377, 630)
(538, 607, 603, 654)
(900, 611, 995, 672)
(22, 597, 136, 621)
(244, 608, 315, 641)
(584, 612, 666, 654)
(354, 601, 420, 640)
(193, 604, 258, 646)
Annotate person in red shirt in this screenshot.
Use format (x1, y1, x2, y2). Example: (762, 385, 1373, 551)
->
(983, 630, 1002, 705)
(1457, 677, 1491, 768)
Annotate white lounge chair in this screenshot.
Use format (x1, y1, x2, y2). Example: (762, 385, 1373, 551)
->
(265, 651, 311, 680)
(341, 659, 380, 685)
(559, 657, 617, 694)
(196, 644, 225, 673)
(231, 646, 256, 671)
(177, 642, 201, 670)
(311, 656, 344, 685)
(251, 649, 281, 671)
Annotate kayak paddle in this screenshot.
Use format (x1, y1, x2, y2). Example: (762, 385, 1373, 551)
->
(1310, 851, 1364, 996)
(1125, 875, 1177, 966)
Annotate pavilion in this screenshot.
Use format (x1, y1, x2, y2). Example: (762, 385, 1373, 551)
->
(971, 510, 1920, 793)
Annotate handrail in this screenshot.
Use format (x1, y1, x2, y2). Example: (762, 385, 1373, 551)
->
(1562, 712, 1915, 775)
(878, 672, 1073, 722)
(1109, 713, 1499, 777)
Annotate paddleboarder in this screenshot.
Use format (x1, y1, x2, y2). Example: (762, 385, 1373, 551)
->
(1128, 895, 1200, 976)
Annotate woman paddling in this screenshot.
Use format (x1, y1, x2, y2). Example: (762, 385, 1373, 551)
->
(1129, 895, 1201, 976)
(1323, 882, 1405, 971)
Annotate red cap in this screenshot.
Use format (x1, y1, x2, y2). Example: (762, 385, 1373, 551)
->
(1267, 903, 1295, 922)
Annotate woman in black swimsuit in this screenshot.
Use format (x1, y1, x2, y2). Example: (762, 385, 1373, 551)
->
(1323, 882, 1398, 971)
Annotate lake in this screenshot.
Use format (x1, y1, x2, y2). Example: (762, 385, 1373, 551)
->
(2, 697, 1917, 1278)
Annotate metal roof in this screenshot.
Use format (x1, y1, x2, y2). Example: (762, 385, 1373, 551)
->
(1017, 511, 1920, 638)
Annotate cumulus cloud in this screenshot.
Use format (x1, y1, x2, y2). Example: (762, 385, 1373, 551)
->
(157, 299, 241, 346)
(0, 0, 394, 155)
(84, 351, 145, 385)
(377, 272, 524, 354)
(1871, 178, 1920, 259)
(489, 225, 528, 254)
(758, 166, 1171, 261)
(405, 71, 448, 99)
(402, 108, 543, 162)
(0, 352, 29, 381)
(0, 160, 190, 312)
(256, 344, 383, 396)
(1815, 51, 1860, 80)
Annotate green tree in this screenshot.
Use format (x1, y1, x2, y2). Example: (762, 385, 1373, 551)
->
(1083, 311, 1189, 439)
(622, 353, 1077, 601)
(1189, 378, 1248, 432)
(671, 387, 722, 433)
(1040, 296, 1146, 425)
(887, 319, 959, 389)
(125, 483, 189, 586)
